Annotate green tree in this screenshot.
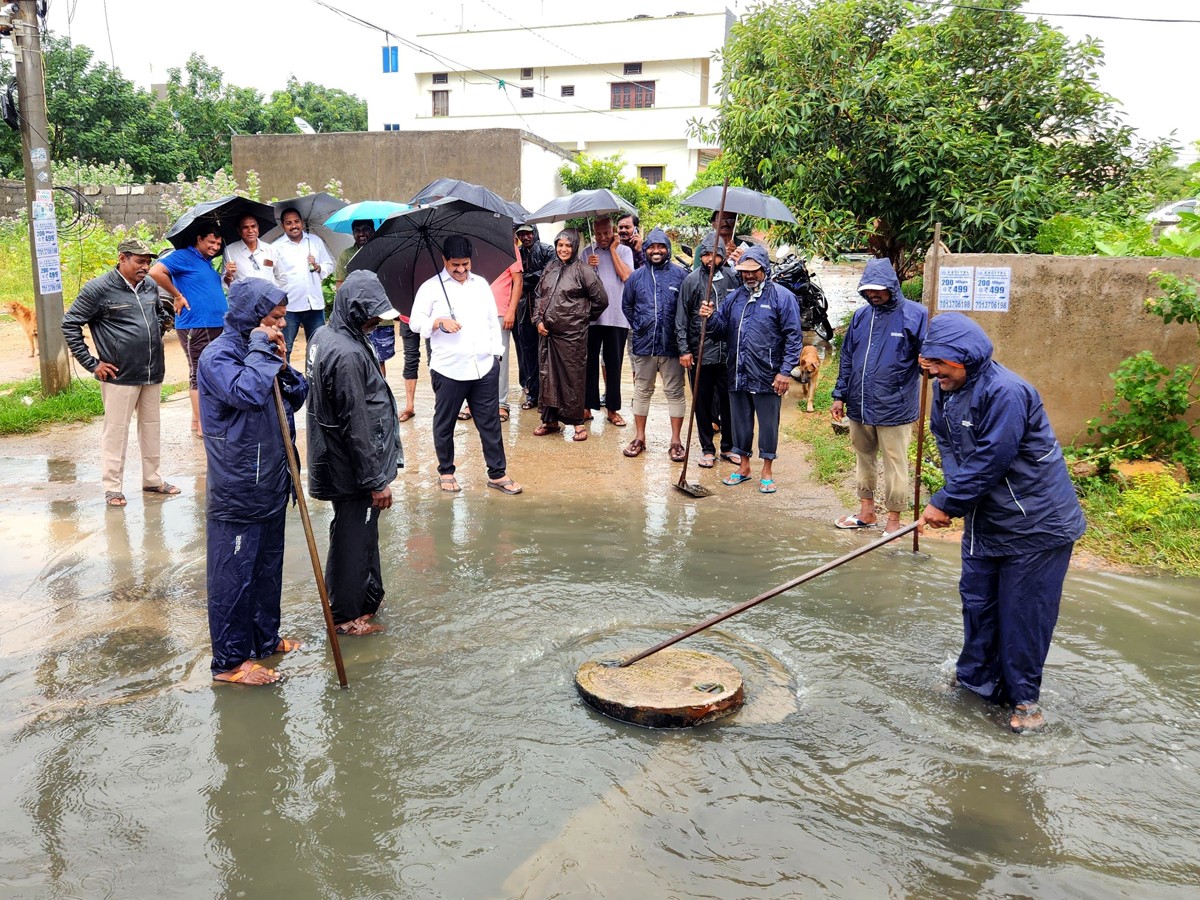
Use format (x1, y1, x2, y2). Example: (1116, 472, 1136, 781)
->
(556, 153, 679, 231)
(265, 77, 367, 133)
(707, 0, 1160, 275)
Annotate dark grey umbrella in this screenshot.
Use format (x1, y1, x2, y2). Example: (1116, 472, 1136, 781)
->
(346, 197, 515, 319)
(164, 195, 277, 250)
(681, 186, 797, 224)
(523, 189, 637, 224)
(266, 192, 353, 257)
(409, 178, 525, 222)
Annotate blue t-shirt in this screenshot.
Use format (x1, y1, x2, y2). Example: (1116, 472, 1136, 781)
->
(162, 246, 227, 329)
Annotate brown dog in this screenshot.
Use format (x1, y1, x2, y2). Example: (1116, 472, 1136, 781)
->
(791, 344, 822, 413)
(6, 302, 37, 357)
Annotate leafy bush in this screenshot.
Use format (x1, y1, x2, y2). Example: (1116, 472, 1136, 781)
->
(52, 157, 140, 187)
(1114, 473, 1190, 529)
(556, 153, 680, 233)
(161, 168, 261, 224)
(901, 275, 923, 301)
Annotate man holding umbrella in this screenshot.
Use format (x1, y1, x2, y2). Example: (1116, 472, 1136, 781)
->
(409, 236, 523, 495)
(149, 224, 227, 436)
(273, 207, 334, 362)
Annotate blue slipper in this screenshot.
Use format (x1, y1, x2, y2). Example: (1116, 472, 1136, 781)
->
(759, 478, 776, 493)
(722, 472, 752, 486)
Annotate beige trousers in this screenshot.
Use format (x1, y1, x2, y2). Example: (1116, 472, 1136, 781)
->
(848, 420, 913, 513)
(630, 353, 686, 417)
(100, 382, 163, 493)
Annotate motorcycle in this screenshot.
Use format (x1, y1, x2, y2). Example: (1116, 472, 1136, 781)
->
(772, 253, 834, 343)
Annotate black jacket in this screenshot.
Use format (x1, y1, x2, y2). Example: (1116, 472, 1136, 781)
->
(62, 268, 170, 385)
(675, 262, 737, 365)
(306, 271, 403, 500)
(518, 239, 557, 320)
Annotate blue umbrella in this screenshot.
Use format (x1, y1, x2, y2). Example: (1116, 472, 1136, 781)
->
(324, 200, 412, 233)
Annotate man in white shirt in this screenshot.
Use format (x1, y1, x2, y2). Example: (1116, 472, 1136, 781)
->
(409, 235, 523, 495)
(222, 214, 277, 288)
(272, 206, 334, 362)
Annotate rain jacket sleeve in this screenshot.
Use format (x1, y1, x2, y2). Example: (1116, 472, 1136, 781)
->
(215, 333, 290, 410)
(776, 285, 803, 376)
(929, 384, 1026, 518)
(704, 287, 734, 340)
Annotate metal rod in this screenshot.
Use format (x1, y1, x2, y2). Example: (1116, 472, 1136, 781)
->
(273, 379, 348, 688)
(677, 177, 730, 490)
(619, 521, 919, 667)
(911, 222, 941, 552)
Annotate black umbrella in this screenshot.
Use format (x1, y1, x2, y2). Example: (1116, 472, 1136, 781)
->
(346, 197, 516, 319)
(409, 178, 525, 222)
(164, 195, 277, 250)
(680, 186, 798, 224)
(524, 188, 636, 224)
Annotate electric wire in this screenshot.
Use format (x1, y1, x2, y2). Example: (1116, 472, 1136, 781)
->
(909, 0, 1200, 26)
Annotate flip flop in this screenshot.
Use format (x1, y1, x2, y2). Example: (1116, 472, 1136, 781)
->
(336, 619, 386, 636)
(722, 472, 752, 486)
(499, 407, 510, 422)
(573, 428, 588, 441)
(623, 439, 646, 458)
(606, 412, 627, 427)
(105, 491, 127, 507)
(835, 515, 877, 529)
(439, 474, 462, 493)
(398, 410, 416, 422)
(668, 443, 686, 462)
(521, 399, 537, 410)
(457, 409, 472, 421)
(533, 423, 561, 436)
(487, 477, 523, 495)
(698, 454, 715, 469)
(759, 478, 777, 493)
(275, 638, 303, 653)
(143, 483, 181, 495)
(719, 452, 742, 465)
(213, 663, 277, 685)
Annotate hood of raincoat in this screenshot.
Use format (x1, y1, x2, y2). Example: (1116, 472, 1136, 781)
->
(697, 230, 726, 263)
(921, 312, 992, 380)
(644, 227, 673, 268)
(224, 279, 287, 336)
(554, 229, 580, 264)
(328, 270, 395, 332)
(857, 258, 904, 307)
(738, 244, 772, 277)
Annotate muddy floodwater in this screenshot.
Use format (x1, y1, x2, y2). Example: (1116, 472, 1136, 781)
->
(1, 429, 1198, 897)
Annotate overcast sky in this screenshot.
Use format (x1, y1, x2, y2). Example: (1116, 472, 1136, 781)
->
(38, 0, 1200, 161)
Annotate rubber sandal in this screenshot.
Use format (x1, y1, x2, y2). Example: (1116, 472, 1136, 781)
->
(275, 638, 303, 653)
(499, 407, 510, 422)
(335, 619, 386, 636)
(573, 428, 588, 441)
(606, 412, 627, 426)
(668, 443, 686, 462)
(722, 472, 752, 486)
(698, 454, 715, 469)
(835, 515, 877, 529)
(105, 491, 127, 507)
(398, 410, 415, 422)
(439, 474, 461, 492)
(623, 439, 646, 458)
(719, 452, 742, 465)
(1010, 703, 1046, 734)
(143, 483, 180, 495)
(487, 477, 523, 495)
(213, 663, 277, 685)
(533, 423, 561, 436)
(457, 409, 472, 421)
(759, 478, 777, 494)
(521, 399, 537, 410)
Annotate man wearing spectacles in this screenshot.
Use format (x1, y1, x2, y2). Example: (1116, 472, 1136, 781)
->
(222, 215, 277, 286)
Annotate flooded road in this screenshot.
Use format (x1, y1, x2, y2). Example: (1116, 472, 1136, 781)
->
(1, 389, 1198, 899)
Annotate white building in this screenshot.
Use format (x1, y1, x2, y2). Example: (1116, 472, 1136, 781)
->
(365, 10, 732, 191)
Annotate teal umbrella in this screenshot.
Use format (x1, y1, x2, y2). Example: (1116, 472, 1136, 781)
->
(324, 200, 412, 233)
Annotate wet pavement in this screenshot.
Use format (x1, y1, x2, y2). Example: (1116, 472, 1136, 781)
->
(1, 353, 1198, 897)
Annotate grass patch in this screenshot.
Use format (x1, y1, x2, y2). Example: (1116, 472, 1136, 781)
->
(783, 377, 856, 503)
(1075, 477, 1200, 576)
(0, 376, 182, 435)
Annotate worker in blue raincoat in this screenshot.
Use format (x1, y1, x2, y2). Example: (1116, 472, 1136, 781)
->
(197, 279, 308, 685)
(832, 257, 928, 535)
(917, 313, 1086, 734)
(700, 245, 803, 493)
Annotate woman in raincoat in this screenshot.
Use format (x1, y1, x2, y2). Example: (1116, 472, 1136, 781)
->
(197, 279, 308, 685)
(531, 229, 608, 439)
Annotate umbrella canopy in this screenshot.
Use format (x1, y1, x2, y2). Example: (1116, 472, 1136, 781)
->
(265, 192, 354, 258)
(164, 195, 277, 251)
(346, 197, 516, 319)
(409, 178, 524, 222)
(523, 188, 637, 224)
(323, 200, 412, 234)
(680, 186, 797, 224)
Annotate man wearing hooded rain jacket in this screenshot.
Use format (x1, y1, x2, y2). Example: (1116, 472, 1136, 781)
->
(831, 258, 928, 535)
(197, 279, 308, 685)
(700, 245, 803, 493)
(620, 227, 688, 460)
(306, 271, 403, 636)
(917, 313, 1086, 734)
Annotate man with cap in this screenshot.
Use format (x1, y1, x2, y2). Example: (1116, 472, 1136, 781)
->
(515, 223, 556, 410)
(306, 271, 404, 635)
(675, 231, 737, 468)
(197, 278, 308, 684)
(699, 245, 802, 492)
(409, 235, 523, 495)
(917, 312, 1086, 734)
(63, 237, 178, 507)
(620, 227, 689, 460)
(335, 218, 397, 378)
(832, 258, 928, 535)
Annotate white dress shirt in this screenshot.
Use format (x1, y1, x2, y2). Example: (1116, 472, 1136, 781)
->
(223, 239, 277, 284)
(271, 231, 334, 311)
(409, 269, 503, 381)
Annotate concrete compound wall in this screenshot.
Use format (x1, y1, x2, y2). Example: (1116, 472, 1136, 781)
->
(231, 129, 571, 209)
(923, 253, 1200, 442)
(0, 179, 173, 232)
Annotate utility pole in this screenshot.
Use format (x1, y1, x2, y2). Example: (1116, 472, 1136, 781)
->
(11, 1, 69, 394)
